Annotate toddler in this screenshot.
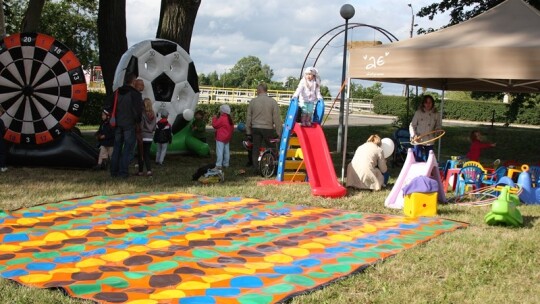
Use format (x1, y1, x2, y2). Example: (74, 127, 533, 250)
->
(293, 66, 323, 126)
(153, 110, 172, 165)
(211, 104, 234, 175)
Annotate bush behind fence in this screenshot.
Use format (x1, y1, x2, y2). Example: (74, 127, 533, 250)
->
(80, 92, 539, 127)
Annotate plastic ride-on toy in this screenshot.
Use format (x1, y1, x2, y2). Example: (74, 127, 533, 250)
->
(484, 185, 523, 227)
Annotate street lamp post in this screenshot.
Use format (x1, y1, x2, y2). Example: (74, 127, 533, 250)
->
(408, 3, 414, 39)
(337, 4, 355, 154)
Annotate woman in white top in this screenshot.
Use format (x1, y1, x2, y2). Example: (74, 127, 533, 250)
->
(346, 134, 389, 191)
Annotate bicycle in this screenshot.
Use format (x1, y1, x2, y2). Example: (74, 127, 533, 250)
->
(243, 137, 280, 178)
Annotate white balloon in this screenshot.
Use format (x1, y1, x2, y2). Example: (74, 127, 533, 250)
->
(381, 138, 395, 159)
(183, 109, 194, 121)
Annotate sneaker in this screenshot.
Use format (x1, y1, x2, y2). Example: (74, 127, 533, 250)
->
(0, 167, 7, 172)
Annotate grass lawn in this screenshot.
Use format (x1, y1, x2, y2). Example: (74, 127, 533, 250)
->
(0, 124, 539, 304)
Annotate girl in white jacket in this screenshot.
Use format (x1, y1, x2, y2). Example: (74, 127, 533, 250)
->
(293, 67, 323, 126)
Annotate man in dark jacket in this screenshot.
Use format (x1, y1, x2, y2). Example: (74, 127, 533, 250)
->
(109, 73, 143, 178)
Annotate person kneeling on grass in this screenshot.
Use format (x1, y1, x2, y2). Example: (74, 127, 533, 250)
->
(346, 134, 390, 191)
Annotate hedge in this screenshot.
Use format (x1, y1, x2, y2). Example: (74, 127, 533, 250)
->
(81, 91, 538, 127)
(79, 91, 289, 126)
(373, 95, 539, 126)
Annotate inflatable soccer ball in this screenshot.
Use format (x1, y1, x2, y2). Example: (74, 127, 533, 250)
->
(113, 39, 199, 133)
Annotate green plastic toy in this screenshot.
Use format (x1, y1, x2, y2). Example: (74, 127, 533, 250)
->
(484, 186, 523, 227)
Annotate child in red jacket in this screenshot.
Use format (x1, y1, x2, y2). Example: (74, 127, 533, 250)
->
(466, 130, 496, 162)
(212, 104, 234, 172)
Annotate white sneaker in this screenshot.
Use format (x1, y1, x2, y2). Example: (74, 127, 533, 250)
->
(1, 167, 7, 172)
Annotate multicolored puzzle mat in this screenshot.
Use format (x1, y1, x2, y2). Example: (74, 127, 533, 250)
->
(0, 192, 467, 303)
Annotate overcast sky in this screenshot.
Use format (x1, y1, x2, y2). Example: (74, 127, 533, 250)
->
(126, 0, 449, 96)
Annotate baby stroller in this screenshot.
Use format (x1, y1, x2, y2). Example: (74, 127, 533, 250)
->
(392, 128, 412, 167)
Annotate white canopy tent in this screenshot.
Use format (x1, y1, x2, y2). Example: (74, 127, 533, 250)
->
(339, 0, 540, 171)
(349, 0, 540, 93)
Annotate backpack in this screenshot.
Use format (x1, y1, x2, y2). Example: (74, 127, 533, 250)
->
(154, 120, 172, 144)
(192, 163, 215, 181)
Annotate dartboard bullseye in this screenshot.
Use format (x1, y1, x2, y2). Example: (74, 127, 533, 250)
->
(0, 32, 87, 145)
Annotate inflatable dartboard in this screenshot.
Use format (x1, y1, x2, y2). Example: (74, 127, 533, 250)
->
(0, 32, 87, 145)
(113, 39, 199, 133)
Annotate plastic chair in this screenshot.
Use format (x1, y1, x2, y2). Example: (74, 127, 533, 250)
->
(462, 161, 488, 174)
(455, 166, 485, 196)
(528, 165, 540, 187)
(482, 166, 508, 186)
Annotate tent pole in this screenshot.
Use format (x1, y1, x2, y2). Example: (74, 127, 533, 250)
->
(406, 85, 410, 122)
(438, 89, 445, 161)
(341, 77, 351, 184)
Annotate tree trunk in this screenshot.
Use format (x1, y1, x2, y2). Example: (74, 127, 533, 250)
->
(21, 0, 45, 32)
(0, 0, 5, 38)
(97, 0, 128, 95)
(156, 0, 200, 53)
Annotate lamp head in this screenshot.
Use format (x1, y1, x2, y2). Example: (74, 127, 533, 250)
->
(340, 4, 355, 20)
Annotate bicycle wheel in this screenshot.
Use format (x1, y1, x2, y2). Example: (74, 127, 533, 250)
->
(259, 151, 276, 178)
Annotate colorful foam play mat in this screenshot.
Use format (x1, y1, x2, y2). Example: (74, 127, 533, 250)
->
(0, 192, 467, 303)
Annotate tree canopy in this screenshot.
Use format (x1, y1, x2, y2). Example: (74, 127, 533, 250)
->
(4, 0, 98, 68)
(196, 56, 345, 97)
(417, 0, 540, 34)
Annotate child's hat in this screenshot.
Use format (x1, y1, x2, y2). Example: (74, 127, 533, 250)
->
(220, 104, 231, 115)
(304, 66, 318, 76)
(102, 109, 110, 115)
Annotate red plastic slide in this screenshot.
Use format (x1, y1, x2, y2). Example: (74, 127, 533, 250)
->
(293, 124, 347, 198)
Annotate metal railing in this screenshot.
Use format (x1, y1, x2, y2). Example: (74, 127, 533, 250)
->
(87, 82, 374, 113)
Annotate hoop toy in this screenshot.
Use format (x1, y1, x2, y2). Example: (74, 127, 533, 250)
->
(411, 129, 446, 146)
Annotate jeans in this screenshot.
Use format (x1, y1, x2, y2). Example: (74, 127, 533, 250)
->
(155, 143, 169, 164)
(215, 140, 229, 168)
(383, 171, 390, 185)
(110, 126, 136, 178)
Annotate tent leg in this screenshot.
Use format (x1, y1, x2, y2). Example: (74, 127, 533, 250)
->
(438, 89, 445, 161)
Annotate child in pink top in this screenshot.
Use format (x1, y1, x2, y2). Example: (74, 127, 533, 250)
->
(466, 130, 496, 162)
(212, 104, 234, 171)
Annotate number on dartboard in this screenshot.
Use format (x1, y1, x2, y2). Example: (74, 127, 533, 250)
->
(22, 36, 32, 43)
(53, 46, 62, 55)
(55, 129, 61, 135)
(25, 137, 30, 143)
(72, 103, 80, 112)
(72, 72, 80, 81)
